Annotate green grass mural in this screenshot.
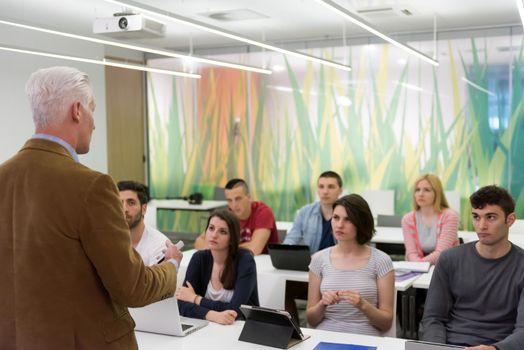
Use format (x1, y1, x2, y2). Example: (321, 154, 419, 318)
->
(147, 35, 524, 233)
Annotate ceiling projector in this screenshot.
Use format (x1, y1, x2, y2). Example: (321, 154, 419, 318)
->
(93, 14, 165, 39)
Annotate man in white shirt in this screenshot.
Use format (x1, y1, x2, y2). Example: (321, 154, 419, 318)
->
(118, 180, 170, 265)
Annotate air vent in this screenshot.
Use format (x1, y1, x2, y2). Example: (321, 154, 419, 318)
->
(497, 46, 521, 52)
(357, 7, 394, 15)
(200, 9, 268, 22)
(356, 6, 415, 18)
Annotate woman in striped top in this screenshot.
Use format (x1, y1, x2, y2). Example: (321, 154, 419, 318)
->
(306, 194, 395, 336)
(402, 174, 459, 265)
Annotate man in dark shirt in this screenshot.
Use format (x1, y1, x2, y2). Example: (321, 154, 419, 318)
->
(422, 185, 524, 350)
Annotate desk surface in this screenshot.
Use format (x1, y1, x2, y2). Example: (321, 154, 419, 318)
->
(372, 226, 477, 245)
(136, 320, 406, 350)
(412, 266, 435, 289)
(150, 199, 227, 211)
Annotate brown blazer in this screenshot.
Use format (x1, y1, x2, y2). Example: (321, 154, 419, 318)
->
(0, 139, 177, 349)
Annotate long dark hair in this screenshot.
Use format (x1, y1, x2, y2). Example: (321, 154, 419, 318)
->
(205, 209, 240, 289)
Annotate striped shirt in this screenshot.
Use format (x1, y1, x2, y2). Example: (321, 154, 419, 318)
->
(309, 246, 393, 336)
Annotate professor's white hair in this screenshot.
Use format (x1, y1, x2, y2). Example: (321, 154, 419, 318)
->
(25, 66, 93, 129)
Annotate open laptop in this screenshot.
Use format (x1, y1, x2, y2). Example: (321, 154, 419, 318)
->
(129, 296, 208, 337)
(405, 340, 465, 350)
(268, 244, 311, 271)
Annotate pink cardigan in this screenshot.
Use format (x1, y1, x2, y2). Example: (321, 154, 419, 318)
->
(401, 208, 459, 265)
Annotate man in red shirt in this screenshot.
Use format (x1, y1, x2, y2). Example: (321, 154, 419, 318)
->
(195, 178, 279, 255)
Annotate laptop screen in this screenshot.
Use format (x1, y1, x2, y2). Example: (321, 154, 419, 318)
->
(268, 244, 311, 271)
(405, 340, 465, 350)
(129, 297, 208, 336)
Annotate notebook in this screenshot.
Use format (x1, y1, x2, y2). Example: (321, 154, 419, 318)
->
(268, 244, 311, 271)
(313, 342, 376, 350)
(129, 296, 208, 337)
(405, 340, 465, 350)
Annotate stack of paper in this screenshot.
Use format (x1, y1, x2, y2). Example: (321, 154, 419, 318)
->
(393, 261, 430, 282)
(393, 261, 430, 273)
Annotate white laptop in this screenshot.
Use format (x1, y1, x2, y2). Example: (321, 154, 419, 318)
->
(405, 340, 465, 350)
(129, 296, 208, 337)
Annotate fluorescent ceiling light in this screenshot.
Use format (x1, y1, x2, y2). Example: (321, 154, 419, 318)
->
(394, 80, 423, 92)
(314, 0, 439, 67)
(336, 96, 352, 107)
(517, 0, 524, 29)
(0, 44, 201, 78)
(461, 77, 495, 97)
(0, 18, 270, 75)
(103, 0, 352, 71)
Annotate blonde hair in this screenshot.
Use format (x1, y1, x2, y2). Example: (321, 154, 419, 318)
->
(412, 174, 449, 212)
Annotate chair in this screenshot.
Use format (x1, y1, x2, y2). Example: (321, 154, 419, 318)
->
(381, 289, 397, 337)
(377, 214, 402, 228)
(144, 200, 158, 228)
(444, 190, 461, 216)
(277, 229, 287, 243)
(510, 219, 524, 236)
(361, 190, 395, 218)
(375, 215, 406, 257)
(213, 186, 226, 200)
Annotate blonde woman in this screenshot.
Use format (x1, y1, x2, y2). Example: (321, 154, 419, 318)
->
(402, 174, 459, 265)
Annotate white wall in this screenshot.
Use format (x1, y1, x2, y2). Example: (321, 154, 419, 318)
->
(0, 27, 108, 172)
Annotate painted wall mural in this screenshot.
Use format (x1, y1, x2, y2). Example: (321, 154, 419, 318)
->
(147, 33, 524, 232)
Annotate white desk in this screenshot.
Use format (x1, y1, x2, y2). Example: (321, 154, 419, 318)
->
(412, 266, 435, 289)
(372, 226, 477, 245)
(276, 220, 293, 231)
(150, 199, 228, 211)
(254, 254, 307, 309)
(136, 320, 406, 350)
(145, 199, 228, 231)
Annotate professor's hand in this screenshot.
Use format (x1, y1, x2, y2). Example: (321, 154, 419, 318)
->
(163, 240, 183, 266)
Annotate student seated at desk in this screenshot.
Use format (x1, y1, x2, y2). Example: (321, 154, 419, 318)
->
(282, 170, 343, 323)
(422, 185, 524, 350)
(306, 194, 395, 336)
(177, 209, 259, 325)
(118, 180, 169, 266)
(194, 178, 279, 255)
(402, 174, 459, 265)
(283, 170, 343, 253)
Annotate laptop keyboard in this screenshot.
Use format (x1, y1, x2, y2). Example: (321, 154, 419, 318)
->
(181, 323, 193, 331)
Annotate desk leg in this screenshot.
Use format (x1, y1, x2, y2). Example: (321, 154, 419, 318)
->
(408, 289, 417, 339)
(400, 291, 408, 339)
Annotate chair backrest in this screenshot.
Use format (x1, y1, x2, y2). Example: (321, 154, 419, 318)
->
(510, 219, 524, 236)
(444, 191, 461, 216)
(277, 229, 287, 243)
(144, 200, 158, 228)
(213, 187, 226, 200)
(377, 214, 402, 228)
(381, 289, 397, 337)
(361, 190, 395, 218)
